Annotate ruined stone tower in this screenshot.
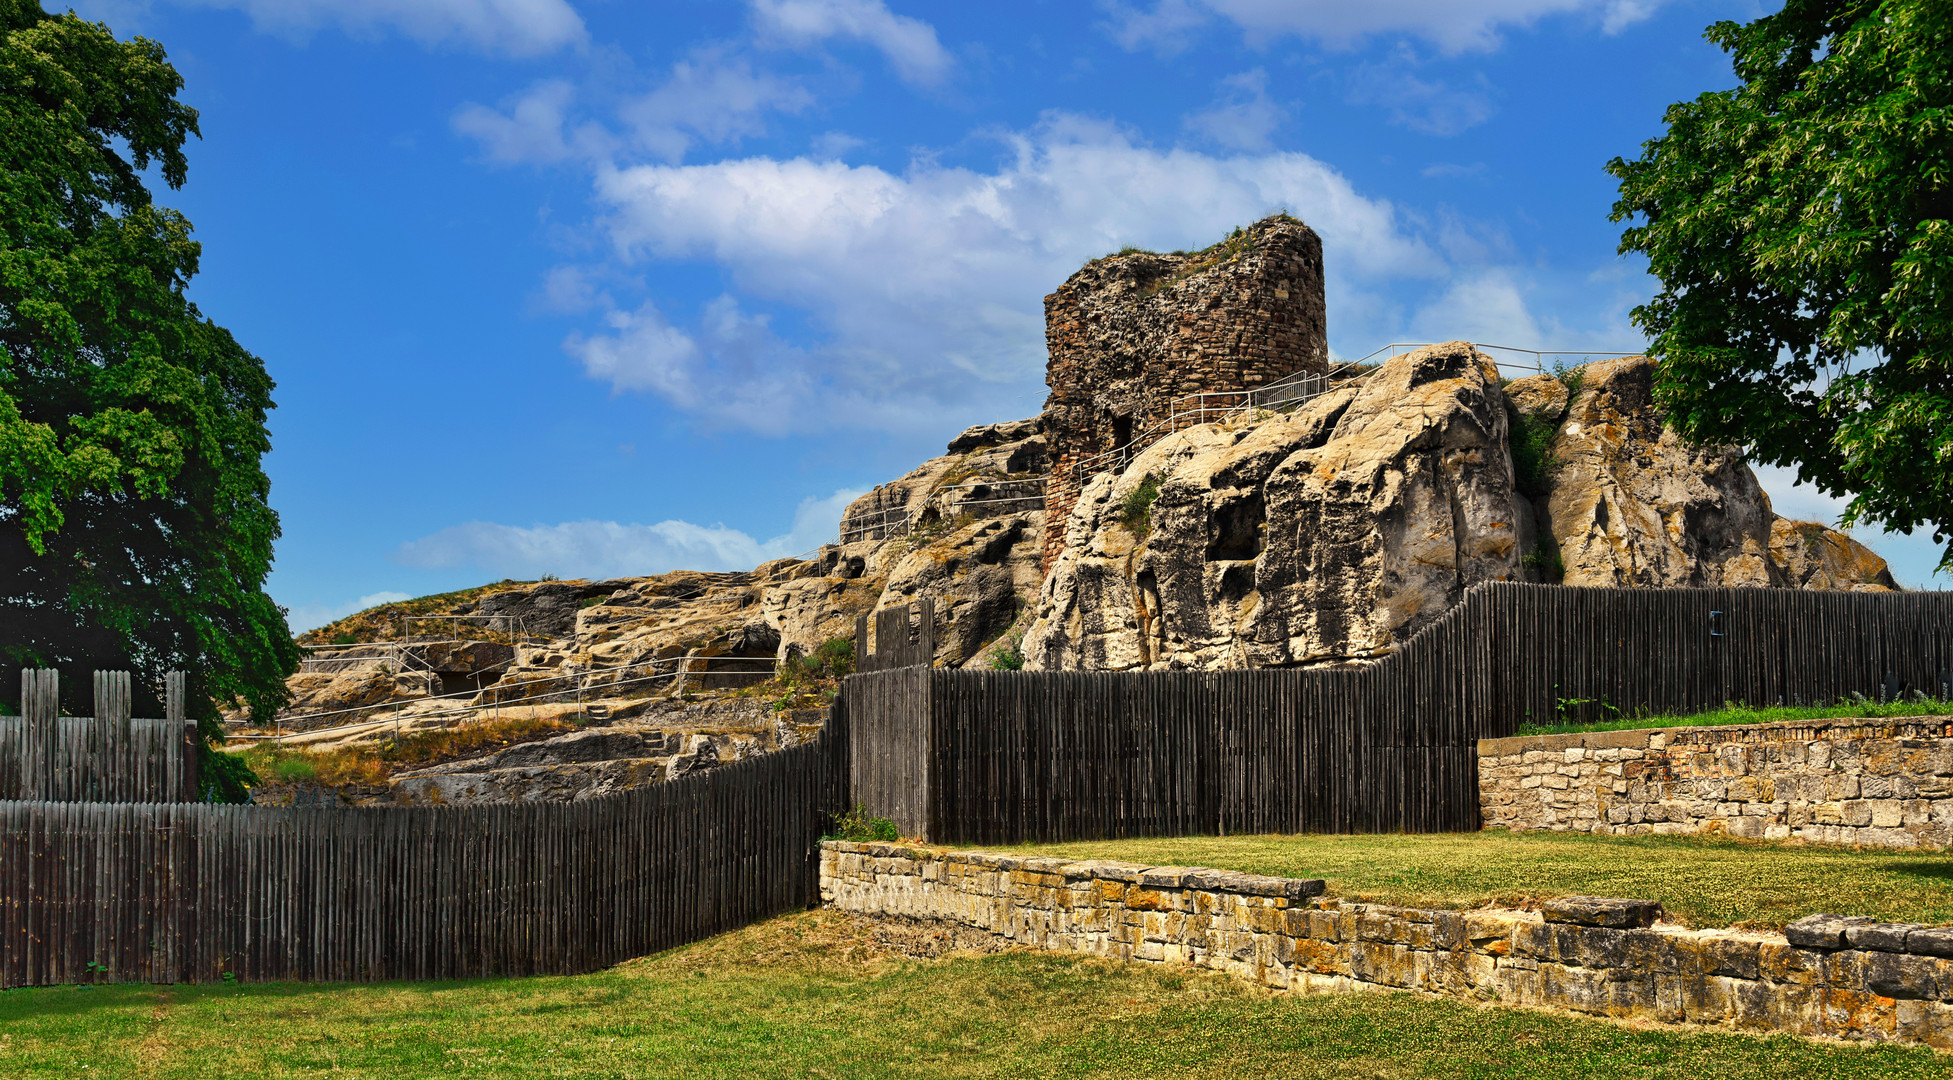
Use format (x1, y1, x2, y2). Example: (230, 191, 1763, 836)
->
(1039, 215, 1328, 570)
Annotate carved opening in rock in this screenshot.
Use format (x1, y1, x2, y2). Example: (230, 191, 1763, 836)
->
(1111, 413, 1133, 450)
(917, 507, 941, 529)
(1208, 492, 1265, 562)
(439, 670, 499, 696)
(1216, 561, 1255, 607)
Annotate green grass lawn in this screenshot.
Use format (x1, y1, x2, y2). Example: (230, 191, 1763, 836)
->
(995, 829, 1953, 929)
(2, 909, 1948, 1079)
(1514, 697, 1953, 736)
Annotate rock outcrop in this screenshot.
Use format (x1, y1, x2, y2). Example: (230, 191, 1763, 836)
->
(385, 699, 826, 806)
(1541, 355, 1784, 588)
(270, 418, 1052, 731)
(1024, 343, 1897, 672)
(1770, 517, 1900, 591)
(1025, 342, 1521, 670)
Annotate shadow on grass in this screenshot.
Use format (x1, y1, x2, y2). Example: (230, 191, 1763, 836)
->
(1880, 861, 1953, 882)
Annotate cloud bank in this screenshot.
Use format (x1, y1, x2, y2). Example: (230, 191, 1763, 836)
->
(181, 0, 586, 55)
(1103, 0, 1671, 55)
(392, 488, 862, 580)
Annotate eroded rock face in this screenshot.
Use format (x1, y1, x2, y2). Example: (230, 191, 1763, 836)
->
(1769, 518, 1898, 591)
(1025, 344, 1901, 673)
(1542, 356, 1784, 588)
(1025, 342, 1523, 670)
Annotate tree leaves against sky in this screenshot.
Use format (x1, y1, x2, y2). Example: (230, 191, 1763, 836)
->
(0, 0, 297, 746)
(1610, 0, 1953, 570)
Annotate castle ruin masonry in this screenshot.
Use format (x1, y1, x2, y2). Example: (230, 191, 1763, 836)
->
(1039, 216, 1327, 571)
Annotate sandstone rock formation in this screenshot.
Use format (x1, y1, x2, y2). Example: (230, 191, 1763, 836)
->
(1024, 343, 1897, 672)
(385, 699, 826, 806)
(1769, 517, 1900, 591)
(270, 418, 1052, 734)
(1025, 342, 1521, 670)
(1541, 355, 1784, 588)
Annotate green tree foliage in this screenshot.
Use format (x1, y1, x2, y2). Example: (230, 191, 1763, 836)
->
(1609, 0, 1953, 570)
(0, 2, 297, 770)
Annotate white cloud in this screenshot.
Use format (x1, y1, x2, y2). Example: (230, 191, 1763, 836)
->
(751, 0, 953, 85)
(1410, 268, 1543, 346)
(622, 51, 814, 163)
(1104, 0, 1670, 54)
(287, 591, 414, 635)
(393, 488, 865, 579)
(1183, 69, 1289, 151)
(565, 296, 822, 433)
(578, 113, 1441, 434)
(453, 81, 596, 165)
(1347, 54, 1497, 135)
(178, 0, 585, 56)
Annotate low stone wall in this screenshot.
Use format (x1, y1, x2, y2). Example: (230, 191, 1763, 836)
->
(1478, 719, 1953, 848)
(821, 840, 1953, 1048)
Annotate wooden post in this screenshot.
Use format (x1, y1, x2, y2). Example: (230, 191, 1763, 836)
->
(21, 668, 55, 801)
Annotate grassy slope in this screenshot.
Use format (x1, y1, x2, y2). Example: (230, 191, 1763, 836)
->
(995, 830, 1953, 930)
(2, 910, 1946, 1079)
(294, 580, 551, 647)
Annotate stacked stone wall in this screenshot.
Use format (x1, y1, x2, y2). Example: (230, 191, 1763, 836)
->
(1039, 216, 1327, 571)
(1478, 719, 1953, 848)
(822, 840, 1953, 1048)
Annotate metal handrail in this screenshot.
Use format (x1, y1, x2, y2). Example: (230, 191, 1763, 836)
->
(257, 652, 782, 732)
(1062, 341, 1644, 489)
(229, 658, 784, 744)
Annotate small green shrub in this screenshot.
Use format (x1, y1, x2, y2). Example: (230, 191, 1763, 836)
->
(329, 632, 358, 646)
(272, 756, 318, 783)
(1521, 539, 1565, 583)
(1508, 413, 1560, 497)
(826, 804, 900, 842)
(989, 631, 1025, 671)
(539, 572, 560, 582)
(1550, 359, 1588, 397)
(1117, 475, 1162, 538)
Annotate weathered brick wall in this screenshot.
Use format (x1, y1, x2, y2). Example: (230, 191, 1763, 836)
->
(1039, 216, 1326, 571)
(1479, 719, 1953, 848)
(822, 840, 1953, 1048)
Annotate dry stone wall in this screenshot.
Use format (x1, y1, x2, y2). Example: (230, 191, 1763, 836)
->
(822, 841, 1953, 1048)
(1479, 719, 1953, 848)
(1040, 216, 1327, 570)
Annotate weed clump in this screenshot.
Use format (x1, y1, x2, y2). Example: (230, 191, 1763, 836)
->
(826, 804, 900, 842)
(1118, 475, 1162, 539)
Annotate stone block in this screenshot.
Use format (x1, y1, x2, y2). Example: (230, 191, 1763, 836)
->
(1905, 927, 1953, 958)
(1865, 951, 1939, 1000)
(1541, 896, 1662, 929)
(1785, 914, 1873, 950)
(1845, 921, 1921, 953)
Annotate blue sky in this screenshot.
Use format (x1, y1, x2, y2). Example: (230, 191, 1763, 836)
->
(61, 0, 1950, 628)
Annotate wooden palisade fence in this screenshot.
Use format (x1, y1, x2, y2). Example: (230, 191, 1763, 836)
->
(0, 726, 850, 986)
(845, 583, 1953, 844)
(0, 671, 199, 803)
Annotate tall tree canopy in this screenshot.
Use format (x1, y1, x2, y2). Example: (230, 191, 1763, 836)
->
(0, 0, 296, 755)
(1610, 0, 1953, 572)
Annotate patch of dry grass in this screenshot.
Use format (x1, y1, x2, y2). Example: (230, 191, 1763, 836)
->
(239, 714, 601, 788)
